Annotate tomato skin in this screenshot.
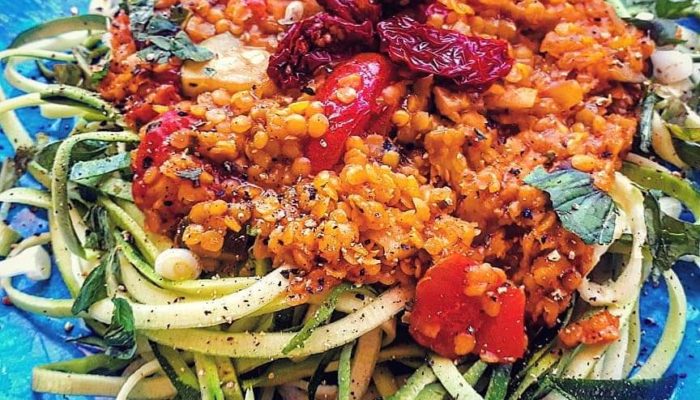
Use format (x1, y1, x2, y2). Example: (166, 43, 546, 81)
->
(409, 254, 527, 362)
(132, 111, 222, 232)
(476, 285, 528, 362)
(132, 110, 197, 180)
(305, 53, 395, 173)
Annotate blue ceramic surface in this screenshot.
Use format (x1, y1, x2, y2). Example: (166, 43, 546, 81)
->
(0, 3, 698, 399)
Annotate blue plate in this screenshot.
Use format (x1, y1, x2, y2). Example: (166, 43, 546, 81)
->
(0, 3, 698, 399)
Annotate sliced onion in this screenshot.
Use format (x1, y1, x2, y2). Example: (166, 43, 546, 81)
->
(651, 50, 694, 84)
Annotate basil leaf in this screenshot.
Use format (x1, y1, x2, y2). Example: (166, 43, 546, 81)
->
(541, 375, 677, 400)
(125, 0, 155, 41)
(523, 167, 618, 245)
(138, 32, 213, 63)
(656, 0, 696, 18)
(137, 45, 172, 64)
(84, 206, 117, 251)
(34, 140, 108, 171)
(146, 14, 179, 36)
(673, 138, 700, 169)
(625, 18, 684, 46)
(638, 91, 659, 153)
(644, 193, 700, 270)
(169, 4, 190, 25)
(105, 298, 137, 360)
(69, 152, 132, 182)
(170, 31, 214, 61)
(71, 251, 116, 314)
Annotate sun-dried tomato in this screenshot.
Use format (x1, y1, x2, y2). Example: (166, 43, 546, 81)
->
(316, 0, 382, 23)
(267, 13, 375, 89)
(377, 15, 513, 88)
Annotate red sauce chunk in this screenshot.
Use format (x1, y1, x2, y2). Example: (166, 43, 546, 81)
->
(409, 254, 527, 362)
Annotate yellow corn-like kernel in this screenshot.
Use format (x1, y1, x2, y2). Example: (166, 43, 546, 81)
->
(252, 130, 269, 149)
(308, 113, 329, 138)
(284, 114, 307, 136)
(289, 101, 310, 114)
(392, 110, 410, 127)
(231, 115, 252, 133)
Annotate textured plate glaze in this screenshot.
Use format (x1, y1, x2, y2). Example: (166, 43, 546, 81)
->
(0, 2, 698, 399)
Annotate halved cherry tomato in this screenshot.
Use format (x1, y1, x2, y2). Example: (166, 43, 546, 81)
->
(409, 254, 527, 362)
(132, 111, 224, 232)
(305, 53, 395, 173)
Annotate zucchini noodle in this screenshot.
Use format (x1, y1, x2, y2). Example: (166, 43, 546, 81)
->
(144, 286, 411, 359)
(50, 130, 139, 258)
(0, 2, 696, 399)
(32, 369, 176, 399)
(116, 360, 162, 400)
(651, 111, 688, 170)
(578, 173, 646, 306)
(632, 269, 687, 379)
(88, 267, 290, 329)
(349, 327, 383, 399)
(0, 187, 51, 208)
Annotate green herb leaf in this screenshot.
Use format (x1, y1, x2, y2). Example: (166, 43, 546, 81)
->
(169, 31, 214, 62)
(138, 31, 213, 63)
(169, 4, 190, 25)
(644, 193, 700, 270)
(524, 167, 618, 245)
(34, 140, 108, 171)
(104, 298, 137, 360)
(84, 206, 117, 251)
(673, 138, 700, 169)
(71, 251, 116, 314)
(540, 375, 677, 400)
(69, 152, 132, 182)
(125, 0, 155, 41)
(656, 0, 696, 18)
(146, 14, 179, 36)
(638, 91, 659, 153)
(283, 283, 355, 354)
(136, 45, 172, 64)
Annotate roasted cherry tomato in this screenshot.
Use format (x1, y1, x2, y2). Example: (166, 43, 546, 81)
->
(409, 254, 527, 362)
(305, 53, 395, 173)
(132, 111, 223, 232)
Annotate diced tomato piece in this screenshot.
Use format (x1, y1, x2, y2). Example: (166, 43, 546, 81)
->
(305, 53, 395, 173)
(409, 254, 527, 362)
(132, 110, 198, 179)
(476, 285, 528, 362)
